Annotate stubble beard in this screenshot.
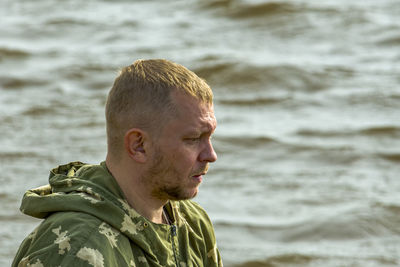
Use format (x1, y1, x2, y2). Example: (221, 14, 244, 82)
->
(143, 148, 198, 201)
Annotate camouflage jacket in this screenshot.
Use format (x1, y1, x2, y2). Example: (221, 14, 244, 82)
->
(12, 162, 223, 267)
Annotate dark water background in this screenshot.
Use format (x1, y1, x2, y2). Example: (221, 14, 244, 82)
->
(1, 0, 400, 266)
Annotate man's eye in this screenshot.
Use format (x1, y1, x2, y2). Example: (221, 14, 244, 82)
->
(186, 137, 200, 142)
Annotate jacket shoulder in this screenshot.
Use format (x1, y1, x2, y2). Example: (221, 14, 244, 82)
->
(13, 211, 133, 267)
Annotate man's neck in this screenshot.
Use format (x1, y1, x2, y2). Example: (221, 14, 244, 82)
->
(124, 185, 167, 224)
(105, 156, 168, 224)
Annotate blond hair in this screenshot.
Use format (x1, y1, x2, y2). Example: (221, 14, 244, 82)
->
(105, 59, 213, 157)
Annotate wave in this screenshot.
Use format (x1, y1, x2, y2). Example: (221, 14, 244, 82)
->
(233, 253, 398, 267)
(215, 135, 279, 148)
(377, 34, 400, 46)
(373, 201, 400, 216)
(377, 152, 400, 163)
(296, 129, 352, 138)
(216, 132, 398, 165)
(0, 47, 30, 60)
(44, 17, 91, 26)
(360, 126, 400, 136)
(233, 253, 315, 267)
(218, 96, 289, 106)
(194, 61, 328, 92)
(21, 106, 58, 117)
(200, 0, 300, 18)
(19, 99, 71, 117)
(58, 63, 119, 80)
(372, 26, 400, 46)
(0, 151, 40, 160)
(223, 1, 298, 19)
(214, 135, 361, 165)
(215, 201, 400, 243)
(0, 192, 8, 200)
(0, 76, 49, 90)
(200, 0, 339, 19)
(215, 135, 354, 152)
(296, 126, 400, 138)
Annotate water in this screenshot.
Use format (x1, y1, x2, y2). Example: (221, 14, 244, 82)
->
(1, 0, 400, 266)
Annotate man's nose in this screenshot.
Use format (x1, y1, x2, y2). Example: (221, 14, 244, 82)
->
(199, 139, 217, 163)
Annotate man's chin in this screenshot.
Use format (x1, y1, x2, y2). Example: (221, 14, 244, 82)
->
(170, 188, 199, 201)
(187, 189, 198, 199)
(157, 185, 199, 201)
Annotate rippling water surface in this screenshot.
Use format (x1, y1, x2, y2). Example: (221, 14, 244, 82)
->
(1, 0, 400, 266)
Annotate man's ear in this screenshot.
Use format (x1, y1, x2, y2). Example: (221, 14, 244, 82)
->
(124, 129, 147, 163)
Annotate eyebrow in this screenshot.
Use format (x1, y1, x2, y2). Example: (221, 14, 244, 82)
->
(184, 123, 216, 137)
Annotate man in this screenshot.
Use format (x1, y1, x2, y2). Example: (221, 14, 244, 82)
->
(13, 59, 223, 267)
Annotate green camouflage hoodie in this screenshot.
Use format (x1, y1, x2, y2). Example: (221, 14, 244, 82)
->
(12, 162, 223, 267)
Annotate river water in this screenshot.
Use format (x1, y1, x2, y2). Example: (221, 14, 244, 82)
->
(1, 0, 400, 266)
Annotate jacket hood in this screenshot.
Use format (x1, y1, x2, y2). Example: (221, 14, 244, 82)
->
(21, 162, 128, 222)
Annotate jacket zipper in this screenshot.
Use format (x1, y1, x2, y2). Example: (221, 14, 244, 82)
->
(171, 225, 180, 267)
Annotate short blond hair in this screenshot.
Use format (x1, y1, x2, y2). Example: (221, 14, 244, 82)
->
(105, 59, 213, 157)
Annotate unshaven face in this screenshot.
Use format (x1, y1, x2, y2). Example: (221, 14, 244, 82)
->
(143, 91, 217, 201)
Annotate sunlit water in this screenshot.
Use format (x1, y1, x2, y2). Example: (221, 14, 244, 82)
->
(1, 0, 400, 266)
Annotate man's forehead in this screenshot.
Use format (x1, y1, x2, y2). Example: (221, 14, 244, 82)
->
(169, 92, 216, 132)
(179, 104, 216, 132)
(173, 91, 213, 112)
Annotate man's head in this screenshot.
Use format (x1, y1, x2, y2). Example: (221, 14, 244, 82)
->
(105, 59, 213, 158)
(105, 59, 217, 201)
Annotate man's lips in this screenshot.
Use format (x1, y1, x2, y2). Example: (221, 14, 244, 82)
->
(193, 172, 206, 177)
(191, 172, 206, 183)
(191, 165, 208, 182)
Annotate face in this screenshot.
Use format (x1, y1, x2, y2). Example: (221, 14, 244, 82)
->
(143, 91, 218, 201)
